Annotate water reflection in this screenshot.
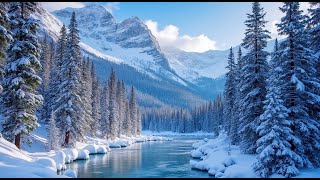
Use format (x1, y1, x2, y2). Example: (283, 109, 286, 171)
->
(65, 136, 213, 178)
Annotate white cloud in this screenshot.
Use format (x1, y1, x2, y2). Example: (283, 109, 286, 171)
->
(145, 20, 216, 53)
(41, 2, 85, 12)
(103, 2, 120, 14)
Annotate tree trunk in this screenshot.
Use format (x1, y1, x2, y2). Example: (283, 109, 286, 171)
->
(64, 131, 69, 147)
(15, 133, 21, 149)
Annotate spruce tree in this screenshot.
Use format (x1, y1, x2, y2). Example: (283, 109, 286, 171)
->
(100, 79, 109, 138)
(223, 47, 235, 136)
(44, 25, 66, 125)
(1, 2, 43, 149)
(277, 2, 320, 168)
(55, 12, 87, 147)
(91, 62, 101, 137)
(108, 68, 117, 139)
(0, 2, 12, 93)
(238, 2, 270, 154)
(253, 40, 303, 178)
(230, 47, 242, 145)
(129, 86, 137, 136)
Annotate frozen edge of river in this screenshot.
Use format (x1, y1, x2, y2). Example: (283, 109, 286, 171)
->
(0, 130, 172, 178)
(189, 132, 320, 178)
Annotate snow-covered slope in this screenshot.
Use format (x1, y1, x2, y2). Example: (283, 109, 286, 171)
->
(33, 4, 225, 108)
(163, 38, 279, 83)
(0, 135, 64, 178)
(163, 47, 229, 82)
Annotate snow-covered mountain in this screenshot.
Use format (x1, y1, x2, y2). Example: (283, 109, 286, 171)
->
(33, 4, 225, 109)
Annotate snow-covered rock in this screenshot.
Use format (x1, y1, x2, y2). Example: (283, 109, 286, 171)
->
(77, 149, 90, 160)
(83, 144, 98, 154)
(51, 150, 66, 171)
(96, 146, 108, 154)
(63, 148, 78, 161)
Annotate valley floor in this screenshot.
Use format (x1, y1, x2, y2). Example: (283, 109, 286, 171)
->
(0, 124, 172, 178)
(190, 132, 320, 178)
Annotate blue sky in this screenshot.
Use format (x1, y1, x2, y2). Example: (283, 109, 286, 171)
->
(42, 2, 310, 52)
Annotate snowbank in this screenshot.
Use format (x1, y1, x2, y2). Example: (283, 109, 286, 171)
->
(190, 132, 320, 178)
(0, 136, 69, 178)
(77, 149, 90, 160)
(143, 130, 214, 137)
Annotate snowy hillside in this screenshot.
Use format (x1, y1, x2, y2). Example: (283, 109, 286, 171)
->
(32, 4, 225, 108)
(163, 38, 280, 83)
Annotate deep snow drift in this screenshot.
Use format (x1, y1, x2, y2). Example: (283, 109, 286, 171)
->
(0, 135, 67, 178)
(190, 132, 320, 178)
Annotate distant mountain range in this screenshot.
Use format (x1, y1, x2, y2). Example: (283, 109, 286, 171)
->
(33, 4, 278, 109)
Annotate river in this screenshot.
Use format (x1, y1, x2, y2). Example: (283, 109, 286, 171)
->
(64, 136, 213, 178)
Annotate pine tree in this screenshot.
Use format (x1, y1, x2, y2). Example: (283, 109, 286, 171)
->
(223, 47, 235, 136)
(44, 25, 66, 125)
(308, 2, 320, 52)
(100, 79, 109, 138)
(238, 2, 270, 154)
(124, 100, 131, 136)
(129, 86, 137, 136)
(308, 2, 320, 129)
(108, 68, 118, 139)
(0, 2, 12, 93)
(277, 2, 320, 168)
(1, 2, 43, 149)
(47, 111, 59, 151)
(116, 80, 127, 137)
(253, 40, 303, 178)
(230, 47, 242, 145)
(55, 12, 87, 147)
(91, 62, 101, 137)
(137, 108, 141, 135)
(80, 59, 93, 135)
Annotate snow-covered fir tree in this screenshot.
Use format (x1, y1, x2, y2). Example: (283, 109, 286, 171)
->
(230, 47, 242, 145)
(108, 68, 118, 139)
(129, 86, 137, 136)
(47, 111, 59, 151)
(44, 25, 66, 125)
(238, 2, 270, 154)
(54, 12, 87, 147)
(277, 2, 320, 168)
(124, 100, 131, 136)
(1, 2, 43, 149)
(308, 2, 320, 127)
(90, 62, 101, 137)
(116, 80, 123, 137)
(80, 59, 93, 135)
(137, 108, 141, 135)
(100, 79, 109, 138)
(0, 2, 12, 93)
(223, 47, 235, 137)
(253, 40, 303, 178)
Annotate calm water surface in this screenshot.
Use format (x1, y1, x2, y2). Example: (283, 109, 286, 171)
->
(66, 136, 213, 178)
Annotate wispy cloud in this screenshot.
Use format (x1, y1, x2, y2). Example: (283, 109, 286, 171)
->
(145, 20, 216, 53)
(103, 2, 120, 14)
